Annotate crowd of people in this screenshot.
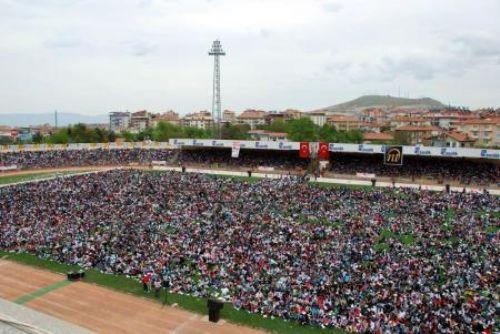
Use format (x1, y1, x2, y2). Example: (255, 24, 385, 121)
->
(0, 170, 497, 333)
(0, 149, 175, 168)
(0, 148, 498, 186)
(328, 154, 499, 186)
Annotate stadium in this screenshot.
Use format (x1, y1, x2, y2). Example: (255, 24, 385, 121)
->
(0, 140, 498, 333)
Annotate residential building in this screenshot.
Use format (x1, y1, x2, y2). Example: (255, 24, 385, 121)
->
(389, 116, 431, 130)
(237, 109, 267, 129)
(265, 109, 302, 125)
(222, 110, 236, 123)
(151, 111, 180, 127)
(360, 108, 387, 122)
(282, 109, 302, 120)
(442, 131, 475, 148)
(182, 111, 213, 129)
(247, 130, 288, 141)
(394, 126, 442, 145)
(362, 132, 394, 144)
(305, 112, 327, 127)
(456, 117, 500, 147)
(360, 122, 386, 133)
(327, 115, 360, 131)
(130, 110, 151, 132)
(109, 112, 131, 132)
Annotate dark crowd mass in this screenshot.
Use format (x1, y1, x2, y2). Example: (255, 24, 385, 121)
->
(328, 153, 499, 187)
(0, 149, 175, 169)
(0, 170, 498, 333)
(0, 148, 498, 187)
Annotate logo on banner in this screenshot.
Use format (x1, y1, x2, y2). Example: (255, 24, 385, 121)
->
(414, 146, 431, 155)
(384, 146, 403, 165)
(211, 140, 224, 147)
(440, 148, 458, 156)
(329, 143, 344, 151)
(358, 144, 374, 153)
(480, 150, 499, 159)
(299, 142, 310, 158)
(278, 142, 292, 150)
(255, 142, 268, 149)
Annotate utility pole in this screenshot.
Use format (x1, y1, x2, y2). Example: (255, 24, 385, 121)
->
(208, 40, 225, 139)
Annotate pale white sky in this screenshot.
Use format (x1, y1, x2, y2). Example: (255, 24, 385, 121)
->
(0, 0, 499, 115)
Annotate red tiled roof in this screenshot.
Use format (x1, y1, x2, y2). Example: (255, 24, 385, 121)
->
(391, 117, 429, 122)
(239, 110, 267, 119)
(327, 115, 359, 122)
(446, 131, 475, 142)
(395, 125, 442, 132)
(363, 132, 394, 141)
(459, 117, 500, 125)
(248, 130, 287, 137)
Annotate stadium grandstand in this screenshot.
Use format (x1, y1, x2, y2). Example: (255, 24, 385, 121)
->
(0, 139, 498, 333)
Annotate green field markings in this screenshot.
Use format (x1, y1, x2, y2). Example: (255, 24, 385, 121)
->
(14, 280, 72, 305)
(0, 251, 345, 334)
(0, 170, 90, 186)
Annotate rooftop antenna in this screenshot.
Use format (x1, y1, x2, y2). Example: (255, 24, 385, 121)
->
(208, 40, 225, 139)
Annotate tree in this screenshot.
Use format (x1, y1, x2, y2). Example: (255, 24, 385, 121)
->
(258, 119, 290, 133)
(346, 129, 363, 143)
(152, 121, 183, 141)
(221, 123, 250, 139)
(287, 118, 318, 142)
(318, 124, 338, 142)
(31, 133, 44, 144)
(120, 131, 136, 142)
(183, 126, 211, 139)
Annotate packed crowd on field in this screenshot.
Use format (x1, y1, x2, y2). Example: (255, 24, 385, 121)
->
(0, 148, 498, 186)
(0, 170, 497, 333)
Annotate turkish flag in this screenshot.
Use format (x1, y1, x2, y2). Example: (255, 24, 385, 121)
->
(318, 142, 330, 160)
(299, 142, 310, 158)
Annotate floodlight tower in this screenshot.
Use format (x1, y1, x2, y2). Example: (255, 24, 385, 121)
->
(208, 40, 225, 139)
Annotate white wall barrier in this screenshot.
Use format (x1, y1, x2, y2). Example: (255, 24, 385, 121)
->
(0, 139, 498, 160)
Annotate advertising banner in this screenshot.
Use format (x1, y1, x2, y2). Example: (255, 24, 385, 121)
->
(384, 146, 404, 165)
(231, 141, 240, 158)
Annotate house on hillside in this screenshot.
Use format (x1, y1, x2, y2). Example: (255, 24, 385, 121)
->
(456, 117, 500, 147)
(151, 111, 180, 127)
(182, 111, 213, 129)
(394, 125, 442, 145)
(237, 110, 267, 130)
(327, 115, 361, 131)
(362, 132, 394, 144)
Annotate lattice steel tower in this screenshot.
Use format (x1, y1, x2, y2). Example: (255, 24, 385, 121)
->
(208, 40, 225, 138)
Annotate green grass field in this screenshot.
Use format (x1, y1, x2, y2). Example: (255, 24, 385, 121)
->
(0, 170, 90, 186)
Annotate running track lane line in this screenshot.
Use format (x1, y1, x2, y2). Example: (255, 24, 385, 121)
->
(13, 280, 73, 305)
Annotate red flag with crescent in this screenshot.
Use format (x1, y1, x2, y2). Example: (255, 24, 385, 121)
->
(299, 142, 310, 158)
(318, 142, 330, 160)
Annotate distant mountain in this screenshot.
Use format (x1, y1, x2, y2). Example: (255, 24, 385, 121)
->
(313, 95, 445, 114)
(0, 113, 108, 127)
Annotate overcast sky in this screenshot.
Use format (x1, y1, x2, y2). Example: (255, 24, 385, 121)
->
(0, 0, 499, 115)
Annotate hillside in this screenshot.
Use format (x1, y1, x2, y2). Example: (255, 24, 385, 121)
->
(0, 113, 108, 127)
(313, 95, 445, 114)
